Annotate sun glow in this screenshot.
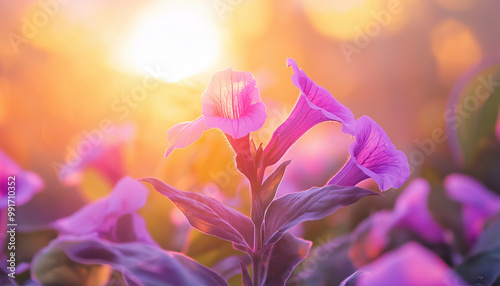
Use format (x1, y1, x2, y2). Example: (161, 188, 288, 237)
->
(119, 0, 221, 82)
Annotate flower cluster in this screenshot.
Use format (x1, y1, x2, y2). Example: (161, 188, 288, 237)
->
(142, 58, 410, 285)
(22, 59, 412, 286)
(12, 59, 500, 286)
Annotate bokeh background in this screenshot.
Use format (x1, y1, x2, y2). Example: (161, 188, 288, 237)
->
(1, 0, 500, 284)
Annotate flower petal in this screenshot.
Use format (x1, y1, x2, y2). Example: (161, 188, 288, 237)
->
(262, 58, 356, 166)
(349, 179, 448, 267)
(444, 174, 500, 246)
(329, 116, 410, 191)
(202, 68, 266, 139)
(352, 243, 466, 286)
(0, 149, 44, 208)
(51, 177, 149, 240)
(57, 124, 134, 186)
(165, 116, 210, 157)
(391, 178, 447, 244)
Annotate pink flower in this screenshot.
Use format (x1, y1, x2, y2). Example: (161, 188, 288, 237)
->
(165, 68, 267, 157)
(349, 178, 448, 267)
(445, 174, 500, 246)
(0, 149, 44, 208)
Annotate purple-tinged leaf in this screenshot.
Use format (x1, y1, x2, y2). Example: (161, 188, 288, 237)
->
(353, 242, 467, 286)
(32, 236, 228, 286)
(240, 261, 253, 286)
(339, 271, 365, 286)
(456, 247, 500, 286)
(263, 185, 377, 244)
(471, 217, 500, 255)
(212, 255, 251, 281)
(293, 235, 356, 286)
(142, 177, 254, 251)
(265, 232, 312, 286)
(260, 160, 291, 207)
(252, 160, 291, 224)
(262, 58, 356, 167)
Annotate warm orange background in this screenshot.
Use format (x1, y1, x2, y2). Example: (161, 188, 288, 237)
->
(1, 0, 500, 271)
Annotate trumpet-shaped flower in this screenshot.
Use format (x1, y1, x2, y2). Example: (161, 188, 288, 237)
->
(50, 176, 157, 246)
(165, 68, 266, 157)
(262, 58, 356, 166)
(151, 59, 409, 286)
(445, 174, 500, 246)
(328, 116, 410, 191)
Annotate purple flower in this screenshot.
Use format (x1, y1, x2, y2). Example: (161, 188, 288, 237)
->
(57, 124, 134, 186)
(165, 68, 266, 157)
(349, 178, 448, 266)
(445, 174, 500, 246)
(328, 116, 410, 191)
(343, 242, 467, 286)
(0, 149, 44, 208)
(50, 176, 157, 246)
(262, 58, 356, 166)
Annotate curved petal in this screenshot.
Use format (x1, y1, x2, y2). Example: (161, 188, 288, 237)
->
(202, 68, 266, 139)
(165, 116, 210, 157)
(353, 243, 466, 286)
(444, 174, 500, 245)
(329, 116, 410, 191)
(56, 124, 134, 186)
(349, 179, 448, 267)
(262, 58, 356, 166)
(391, 178, 448, 244)
(51, 177, 150, 242)
(0, 149, 44, 208)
